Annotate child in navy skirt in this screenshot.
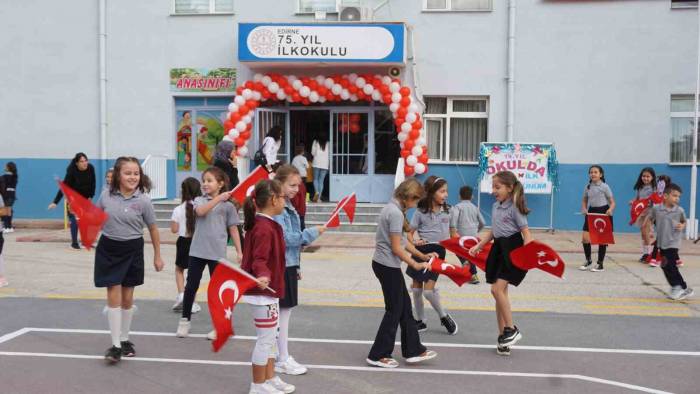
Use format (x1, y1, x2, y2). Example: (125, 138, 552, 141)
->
(579, 165, 616, 272)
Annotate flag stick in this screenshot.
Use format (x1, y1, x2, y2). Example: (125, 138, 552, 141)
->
(324, 192, 356, 227)
(218, 258, 277, 294)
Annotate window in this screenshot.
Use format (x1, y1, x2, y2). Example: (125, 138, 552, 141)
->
(670, 95, 699, 163)
(424, 97, 488, 163)
(173, 0, 233, 15)
(671, 0, 697, 9)
(298, 0, 338, 13)
(424, 0, 492, 12)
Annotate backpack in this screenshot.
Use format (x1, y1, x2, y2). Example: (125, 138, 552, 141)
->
(253, 139, 268, 167)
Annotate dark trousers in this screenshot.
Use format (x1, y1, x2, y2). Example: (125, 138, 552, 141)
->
(1, 197, 13, 229)
(182, 256, 218, 320)
(368, 261, 426, 361)
(68, 213, 79, 246)
(661, 248, 687, 289)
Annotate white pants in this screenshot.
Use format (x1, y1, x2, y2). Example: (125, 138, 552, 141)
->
(251, 302, 279, 366)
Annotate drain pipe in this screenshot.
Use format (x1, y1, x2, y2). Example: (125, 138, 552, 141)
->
(506, 0, 516, 141)
(99, 0, 108, 167)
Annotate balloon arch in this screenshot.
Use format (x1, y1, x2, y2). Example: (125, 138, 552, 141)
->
(223, 73, 429, 176)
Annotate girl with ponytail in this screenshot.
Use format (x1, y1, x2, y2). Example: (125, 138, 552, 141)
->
(169, 177, 202, 312)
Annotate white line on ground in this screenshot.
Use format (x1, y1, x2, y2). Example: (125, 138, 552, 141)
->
(16, 327, 700, 357)
(0, 328, 30, 345)
(0, 350, 672, 394)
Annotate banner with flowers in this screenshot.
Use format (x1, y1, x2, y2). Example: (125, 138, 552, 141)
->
(478, 143, 558, 194)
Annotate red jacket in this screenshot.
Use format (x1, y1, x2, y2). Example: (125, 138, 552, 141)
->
(290, 181, 307, 216)
(241, 215, 286, 298)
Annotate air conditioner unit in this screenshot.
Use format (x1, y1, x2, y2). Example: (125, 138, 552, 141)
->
(339, 5, 373, 22)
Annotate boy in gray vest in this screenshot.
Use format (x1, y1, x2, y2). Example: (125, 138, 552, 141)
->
(450, 186, 485, 284)
(644, 183, 694, 300)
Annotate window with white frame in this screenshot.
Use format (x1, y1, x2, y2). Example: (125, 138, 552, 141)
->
(424, 97, 488, 162)
(670, 95, 699, 163)
(173, 0, 233, 15)
(423, 0, 492, 12)
(671, 0, 697, 9)
(298, 0, 338, 13)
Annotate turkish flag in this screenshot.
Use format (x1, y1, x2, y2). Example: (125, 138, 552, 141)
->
(439, 236, 491, 272)
(207, 259, 259, 352)
(58, 181, 108, 250)
(586, 214, 615, 245)
(629, 198, 650, 225)
(509, 240, 565, 279)
(429, 257, 472, 287)
(230, 166, 272, 205)
(326, 193, 357, 228)
(650, 192, 663, 205)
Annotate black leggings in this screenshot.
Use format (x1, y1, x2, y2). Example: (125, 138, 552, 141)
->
(182, 256, 218, 320)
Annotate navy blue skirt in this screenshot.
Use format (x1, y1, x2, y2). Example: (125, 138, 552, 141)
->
(485, 232, 527, 287)
(94, 236, 145, 288)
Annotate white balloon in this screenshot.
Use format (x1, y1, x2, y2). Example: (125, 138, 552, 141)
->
(350, 94, 358, 102)
(362, 84, 374, 95)
(287, 75, 297, 82)
(261, 76, 272, 86)
(397, 132, 408, 142)
(228, 129, 240, 138)
(389, 82, 401, 93)
(319, 96, 327, 103)
(228, 103, 238, 113)
(414, 163, 426, 174)
(252, 91, 262, 101)
(234, 96, 245, 106)
(400, 141, 405, 149)
(408, 103, 419, 113)
(391, 92, 402, 103)
(412, 146, 423, 156)
(292, 80, 303, 90)
(406, 112, 417, 123)
(406, 155, 418, 166)
(268, 82, 279, 93)
(382, 76, 392, 85)
(348, 73, 358, 82)
(299, 86, 311, 97)
(242, 89, 253, 100)
(417, 137, 426, 146)
(401, 122, 412, 133)
(276, 90, 286, 100)
(389, 103, 400, 112)
(253, 73, 263, 82)
(235, 121, 246, 131)
(355, 77, 366, 88)
(315, 75, 325, 84)
(371, 90, 382, 101)
(222, 135, 232, 142)
(309, 91, 319, 102)
(237, 146, 249, 157)
(331, 84, 342, 95)
(242, 115, 252, 124)
(340, 89, 350, 100)
(324, 78, 334, 89)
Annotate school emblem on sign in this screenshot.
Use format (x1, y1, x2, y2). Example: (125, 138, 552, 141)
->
(248, 28, 276, 56)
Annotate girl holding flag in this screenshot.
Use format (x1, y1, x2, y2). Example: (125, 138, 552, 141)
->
(631, 167, 657, 264)
(241, 179, 296, 394)
(469, 171, 532, 356)
(273, 165, 326, 376)
(94, 157, 164, 363)
(579, 165, 616, 272)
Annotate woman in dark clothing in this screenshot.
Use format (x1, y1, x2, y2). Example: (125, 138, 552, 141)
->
(1, 162, 17, 232)
(212, 140, 239, 189)
(48, 153, 97, 250)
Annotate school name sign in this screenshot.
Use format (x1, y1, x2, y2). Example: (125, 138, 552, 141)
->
(238, 23, 405, 64)
(478, 143, 558, 195)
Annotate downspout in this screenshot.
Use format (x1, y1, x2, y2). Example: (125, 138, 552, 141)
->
(506, 0, 516, 141)
(99, 0, 108, 166)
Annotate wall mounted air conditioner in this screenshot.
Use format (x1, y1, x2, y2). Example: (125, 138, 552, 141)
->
(338, 5, 373, 21)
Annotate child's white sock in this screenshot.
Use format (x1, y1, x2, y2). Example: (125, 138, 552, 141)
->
(120, 307, 134, 342)
(424, 289, 447, 318)
(0, 254, 5, 277)
(277, 308, 292, 362)
(107, 307, 122, 347)
(411, 288, 425, 321)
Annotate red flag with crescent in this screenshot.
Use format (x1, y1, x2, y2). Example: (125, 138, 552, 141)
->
(208, 260, 259, 352)
(509, 241, 565, 278)
(58, 181, 108, 250)
(325, 193, 357, 228)
(629, 198, 651, 225)
(439, 236, 491, 272)
(429, 257, 472, 287)
(586, 213, 615, 245)
(230, 166, 272, 205)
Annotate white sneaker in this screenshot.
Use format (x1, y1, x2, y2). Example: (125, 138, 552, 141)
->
(406, 350, 437, 364)
(2, 228, 11, 234)
(206, 329, 217, 341)
(668, 286, 684, 300)
(172, 295, 183, 312)
(275, 355, 308, 375)
(249, 382, 284, 394)
(191, 302, 202, 314)
(176, 318, 190, 338)
(266, 376, 295, 393)
(678, 288, 694, 301)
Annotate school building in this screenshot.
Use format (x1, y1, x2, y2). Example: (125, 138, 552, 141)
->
(1, 0, 698, 232)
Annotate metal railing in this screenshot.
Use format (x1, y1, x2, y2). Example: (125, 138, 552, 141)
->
(142, 154, 168, 200)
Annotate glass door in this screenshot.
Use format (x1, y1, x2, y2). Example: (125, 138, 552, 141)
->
(254, 108, 290, 167)
(329, 109, 372, 202)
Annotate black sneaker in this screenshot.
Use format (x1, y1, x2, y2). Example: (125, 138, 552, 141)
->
(440, 314, 458, 335)
(578, 261, 593, 271)
(499, 326, 522, 347)
(120, 341, 135, 357)
(591, 263, 604, 272)
(639, 254, 649, 263)
(105, 346, 122, 363)
(416, 320, 427, 333)
(496, 345, 511, 356)
(70, 243, 81, 250)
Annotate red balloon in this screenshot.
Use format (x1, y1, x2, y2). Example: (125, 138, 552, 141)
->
(418, 154, 429, 164)
(404, 165, 415, 176)
(350, 123, 361, 134)
(349, 113, 361, 122)
(234, 137, 245, 147)
(400, 149, 410, 159)
(422, 146, 428, 154)
(372, 79, 382, 88)
(284, 86, 293, 95)
(302, 98, 310, 105)
(236, 86, 244, 95)
(394, 118, 405, 127)
(404, 139, 415, 151)
(292, 92, 301, 102)
(340, 123, 350, 133)
(230, 112, 242, 123)
(224, 120, 233, 131)
(399, 86, 411, 97)
(244, 81, 254, 89)
(348, 85, 358, 94)
(325, 92, 335, 101)
(339, 79, 349, 88)
(240, 131, 251, 140)
(400, 97, 411, 107)
(262, 90, 271, 99)
(409, 129, 420, 139)
(254, 82, 264, 91)
(412, 120, 423, 130)
(246, 100, 258, 109)
(397, 107, 408, 118)
(317, 86, 328, 96)
(308, 81, 318, 90)
(379, 85, 390, 94)
(383, 94, 392, 104)
(238, 105, 250, 115)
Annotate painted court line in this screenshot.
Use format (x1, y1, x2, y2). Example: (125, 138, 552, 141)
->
(0, 351, 672, 394)
(4, 327, 700, 357)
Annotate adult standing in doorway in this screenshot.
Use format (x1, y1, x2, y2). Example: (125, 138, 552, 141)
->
(213, 139, 239, 189)
(48, 152, 96, 250)
(311, 134, 329, 203)
(262, 125, 283, 171)
(1, 162, 18, 233)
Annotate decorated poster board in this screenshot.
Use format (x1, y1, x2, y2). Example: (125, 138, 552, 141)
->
(478, 143, 558, 194)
